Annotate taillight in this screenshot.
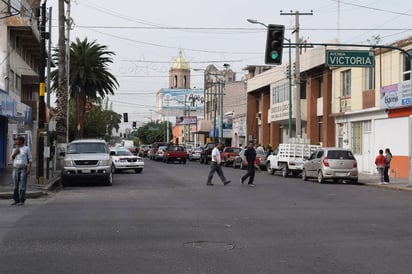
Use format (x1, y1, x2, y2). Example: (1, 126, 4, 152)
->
(353, 160, 357, 168)
(323, 157, 330, 167)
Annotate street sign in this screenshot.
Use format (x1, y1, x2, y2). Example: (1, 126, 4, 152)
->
(326, 50, 375, 67)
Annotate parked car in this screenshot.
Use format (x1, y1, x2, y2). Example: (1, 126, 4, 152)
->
(232, 149, 246, 169)
(266, 143, 320, 177)
(163, 145, 187, 164)
(60, 139, 113, 187)
(138, 145, 151, 157)
(154, 145, 168, 161)
(302, 147, 358, 184)
(110, 147, 144, 174)
(221, 146, 241, 166)
(199, 142, 223, 164)
(149, 142, 168, 160)
(188, 147, 203, 161)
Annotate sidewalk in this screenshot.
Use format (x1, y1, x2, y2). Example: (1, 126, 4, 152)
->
(357, 172, 412, 191)
(0, 164, 60, 199)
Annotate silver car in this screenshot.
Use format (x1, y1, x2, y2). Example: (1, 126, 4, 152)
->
(302, 147, 358, 184)
(61, 139, 113, 187)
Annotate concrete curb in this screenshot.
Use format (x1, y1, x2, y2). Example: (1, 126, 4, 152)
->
(363, 182, 412, 192)
(0, 176, 60, 200)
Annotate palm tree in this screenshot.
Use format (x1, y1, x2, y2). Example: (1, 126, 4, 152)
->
(51, 37, 119, 139)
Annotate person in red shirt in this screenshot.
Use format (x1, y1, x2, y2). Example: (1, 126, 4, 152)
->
(375, 149, 386, 185)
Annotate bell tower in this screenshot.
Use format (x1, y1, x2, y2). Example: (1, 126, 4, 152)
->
(169, 50, 190, 89)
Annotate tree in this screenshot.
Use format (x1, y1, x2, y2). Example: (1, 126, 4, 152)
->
(51, 37, 119, 139)
(136, 121, 170, 145)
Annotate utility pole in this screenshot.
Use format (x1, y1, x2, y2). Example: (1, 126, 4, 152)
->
(37, 1, 47, 184)
(46, 6, 52, 180)
(56, 0, 67, 144)
(281, 10, 313, 138)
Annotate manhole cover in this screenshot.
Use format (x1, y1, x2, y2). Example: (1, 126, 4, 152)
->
(183, 240, 236, 250)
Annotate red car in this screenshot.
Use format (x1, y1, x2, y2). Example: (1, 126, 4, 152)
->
(221, 147, 241, 166)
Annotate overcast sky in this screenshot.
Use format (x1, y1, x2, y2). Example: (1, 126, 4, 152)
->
(48, 0, 412, 128)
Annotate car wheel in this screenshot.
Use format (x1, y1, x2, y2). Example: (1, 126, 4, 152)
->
(352, 178, 359, 184)
(111, 164, 117, 174)
(135, 168, 142, 173)
(106, 172, 113, 186)
(266, 162, 274, 175)
(281, 163, 289, 177)
(302, 169, 308, 181)
(200, 157, 204, 164)
(317, 170, 324, 184)
(182, 159, 186, 164)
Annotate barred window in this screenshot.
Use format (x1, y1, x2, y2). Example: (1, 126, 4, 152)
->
(341, 70, 351, 97)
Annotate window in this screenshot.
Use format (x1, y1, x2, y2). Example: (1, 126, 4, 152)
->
(364, 67, 375, 90)
(9, 70, 15, 94)
(351, 122, 362, 154)
(183, 75, 187, 88)
(318, 116, 323, 143)
(173, 75, 178, 88)
(318, 75, 323, 98)
(403, 50, 412, 81)
(300, 79, 307, 99)
(272, 83, 289, 104)
(341, 70, 351, 97)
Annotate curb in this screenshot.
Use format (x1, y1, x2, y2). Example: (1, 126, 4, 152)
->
(0, 176, 60, 200)
(363, 182, 412, 192)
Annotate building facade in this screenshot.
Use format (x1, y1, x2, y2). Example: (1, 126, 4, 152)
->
(0, 0, 41, 168)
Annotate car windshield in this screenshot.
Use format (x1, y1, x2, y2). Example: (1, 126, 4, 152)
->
(327, 150, 355, 160)
(68, 143, 108, 154)
(114, 149, 132, 156)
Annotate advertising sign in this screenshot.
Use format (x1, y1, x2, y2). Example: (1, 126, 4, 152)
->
(175, 116, 197, 125)
(162, 88, 204, 111)
(380, 80, 412, 109)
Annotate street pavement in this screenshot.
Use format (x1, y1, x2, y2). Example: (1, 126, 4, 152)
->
(0, 163, 411, 199)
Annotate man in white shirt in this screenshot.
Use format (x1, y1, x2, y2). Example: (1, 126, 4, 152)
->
(10, 136, 32, 206)
(206, 142, 231, 186)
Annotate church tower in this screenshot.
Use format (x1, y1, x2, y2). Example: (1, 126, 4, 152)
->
(169, 50, 190, 89)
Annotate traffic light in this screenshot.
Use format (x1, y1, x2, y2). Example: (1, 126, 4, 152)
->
(132, 121, 137, 129)
(123, 113, 128, 122)
(265, 24, 285, 65)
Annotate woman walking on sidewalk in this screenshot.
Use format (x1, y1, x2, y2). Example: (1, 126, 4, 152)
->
(384, 148, 392, 184)
(375, 149, 386, 185)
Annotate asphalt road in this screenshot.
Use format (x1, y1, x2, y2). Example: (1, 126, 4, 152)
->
(1, 159, 412, 274)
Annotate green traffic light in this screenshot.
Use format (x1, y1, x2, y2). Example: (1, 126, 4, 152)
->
(271, 51, 279, 60)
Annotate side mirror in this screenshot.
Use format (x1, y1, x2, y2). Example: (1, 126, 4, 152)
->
(110, 151, 116, 156)
(59, 151, 66, 157)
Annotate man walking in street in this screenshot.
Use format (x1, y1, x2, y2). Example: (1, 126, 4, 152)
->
(206, 142, 231, 186)
(240, 142, 257, 187)
(10, 136, 32, 206)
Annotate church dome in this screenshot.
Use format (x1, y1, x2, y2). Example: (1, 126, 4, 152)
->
(171, 51, 190, 70)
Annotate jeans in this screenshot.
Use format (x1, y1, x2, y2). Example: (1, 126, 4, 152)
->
(242, 163, 255, 184)
(13, 167, 28, 203)
(207, 162, 227, 184)
(384, 166, 390, 183)
(377, 167, 385, 183)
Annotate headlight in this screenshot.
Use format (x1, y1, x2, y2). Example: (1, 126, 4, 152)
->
(99, 159, 112, 166)
(64, 160, 74, 167)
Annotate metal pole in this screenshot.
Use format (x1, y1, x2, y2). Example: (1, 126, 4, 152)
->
(220, 80, 224, 143)
(287, 37, 293, 139)
(409, 57, 412, 187)
(65, 0, 71, 143)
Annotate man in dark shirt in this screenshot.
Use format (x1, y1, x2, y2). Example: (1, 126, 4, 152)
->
(240, 142, 257, 187)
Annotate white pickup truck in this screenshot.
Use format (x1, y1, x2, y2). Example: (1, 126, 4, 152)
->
(266, 143, 320, 177)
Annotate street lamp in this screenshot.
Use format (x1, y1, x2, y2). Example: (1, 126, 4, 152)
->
(247, 18, 293, 139)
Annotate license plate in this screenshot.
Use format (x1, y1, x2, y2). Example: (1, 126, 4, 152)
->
(176, 157, 181, 160)
(82, 169, 91, 174)
(336, 172, 347, 176)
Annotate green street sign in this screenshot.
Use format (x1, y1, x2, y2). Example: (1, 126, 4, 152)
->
(326, 50, 375, 67)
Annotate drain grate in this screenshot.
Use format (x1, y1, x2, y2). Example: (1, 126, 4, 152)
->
(183, 240, 237, 250)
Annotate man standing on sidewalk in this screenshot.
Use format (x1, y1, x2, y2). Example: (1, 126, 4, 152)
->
(206, 142, 231, 186)
(240, 142, 257, 187)
(10, 136, 32, 206)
